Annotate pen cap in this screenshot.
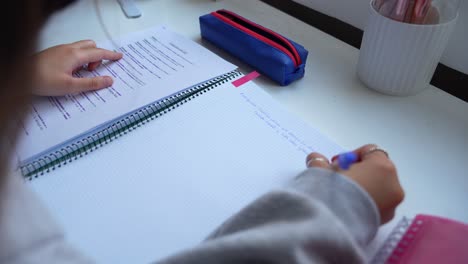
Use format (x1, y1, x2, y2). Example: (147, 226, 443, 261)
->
(357, 0, 459, 96)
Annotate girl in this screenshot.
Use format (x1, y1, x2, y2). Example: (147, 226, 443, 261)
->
(0, 1, 404, 263)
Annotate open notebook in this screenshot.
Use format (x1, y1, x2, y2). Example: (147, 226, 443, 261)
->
(16, 25, 237, 177)
(17, 26, 343, 263)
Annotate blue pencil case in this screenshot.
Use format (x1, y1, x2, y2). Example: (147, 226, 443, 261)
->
(199, 9, 308, 86)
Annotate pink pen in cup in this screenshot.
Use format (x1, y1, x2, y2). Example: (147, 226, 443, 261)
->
(412, 0, 432, 23)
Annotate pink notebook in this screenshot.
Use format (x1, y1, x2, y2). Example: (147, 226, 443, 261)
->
(372, 214, 468, 264)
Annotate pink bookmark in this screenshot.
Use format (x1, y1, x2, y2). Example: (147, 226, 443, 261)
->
(232, 71, 261, 87)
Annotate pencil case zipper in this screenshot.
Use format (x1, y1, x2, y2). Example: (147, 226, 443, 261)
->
(211, 9, 302, 68)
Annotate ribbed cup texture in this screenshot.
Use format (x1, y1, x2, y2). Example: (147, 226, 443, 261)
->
(357, 2, 457, 96)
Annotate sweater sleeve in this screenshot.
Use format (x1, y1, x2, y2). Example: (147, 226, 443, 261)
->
(0, 170, 93, 264)
(158, 168, 380, 264)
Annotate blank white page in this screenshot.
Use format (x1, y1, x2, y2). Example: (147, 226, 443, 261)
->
(28, 80, 342, 264)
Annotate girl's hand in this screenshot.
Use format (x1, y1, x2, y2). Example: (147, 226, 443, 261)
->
(33, 40, 123, 96)
(306, 144, 405, 224)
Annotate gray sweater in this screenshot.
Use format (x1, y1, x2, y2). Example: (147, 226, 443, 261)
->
(0, 168, 380, 263)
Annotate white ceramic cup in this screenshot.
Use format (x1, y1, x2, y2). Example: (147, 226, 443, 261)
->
(357, 0, 458, 96)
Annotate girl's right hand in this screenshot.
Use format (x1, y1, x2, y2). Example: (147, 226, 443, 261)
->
(306, 144, 405, 224)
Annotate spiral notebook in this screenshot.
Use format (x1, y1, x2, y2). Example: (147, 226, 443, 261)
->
(18, 25, 343, 263)
(372, 214, 468, 264)
(16, 25, 238, 178)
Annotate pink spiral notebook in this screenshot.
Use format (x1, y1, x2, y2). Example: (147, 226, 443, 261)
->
(372, 214, 468, 264)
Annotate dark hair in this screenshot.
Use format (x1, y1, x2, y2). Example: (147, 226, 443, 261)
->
(0, 0, 76, 190)
(43, 0, 78, 16)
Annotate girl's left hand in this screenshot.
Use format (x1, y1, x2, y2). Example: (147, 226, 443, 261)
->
(32, 40, 123, 96)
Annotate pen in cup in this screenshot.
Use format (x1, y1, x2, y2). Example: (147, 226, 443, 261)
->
(412, 0, 431, 24)
(377, 0, 437, 24)
(379, 0, 394, 17)
(393, 0, 411, 22)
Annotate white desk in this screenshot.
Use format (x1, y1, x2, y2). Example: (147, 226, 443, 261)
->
(39, 0, 468, 259)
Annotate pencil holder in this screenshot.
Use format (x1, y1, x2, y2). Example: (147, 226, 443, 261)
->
(357, 0, 459, 96)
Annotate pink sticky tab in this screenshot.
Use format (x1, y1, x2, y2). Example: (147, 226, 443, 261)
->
(232, 71, 261, 87)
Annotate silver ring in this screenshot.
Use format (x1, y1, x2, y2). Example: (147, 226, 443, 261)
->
(363, 146, 389, 158)
(307, 157, 330, 167)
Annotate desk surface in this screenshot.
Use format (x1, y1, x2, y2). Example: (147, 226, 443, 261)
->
(39, 0, 468, 258)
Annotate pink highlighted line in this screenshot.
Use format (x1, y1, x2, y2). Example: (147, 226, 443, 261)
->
(232, 71, 261, 88)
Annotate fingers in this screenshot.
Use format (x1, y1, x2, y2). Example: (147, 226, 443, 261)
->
(75, 48, 123, 66)
(71, 40, 97, 49)
(306, 152, 330, 169)
(87, 61, 102, 71)
(67, 76, 114, 93)
(68, 41, 121, 71)
(381, 208, 396, 224)
(353, 144, 389, 161)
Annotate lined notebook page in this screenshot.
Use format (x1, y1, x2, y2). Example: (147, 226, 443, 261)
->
(28, 80, 342, 264)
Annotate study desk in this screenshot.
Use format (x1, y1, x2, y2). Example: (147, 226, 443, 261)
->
(38, 0, 468, 260)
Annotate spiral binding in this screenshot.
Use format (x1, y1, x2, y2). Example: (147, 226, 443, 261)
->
(21, 70, 242, 180)
(371, 216, 416, 264)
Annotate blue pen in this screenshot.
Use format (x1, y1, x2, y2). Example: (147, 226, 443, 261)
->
(331, 151, 359, 170)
